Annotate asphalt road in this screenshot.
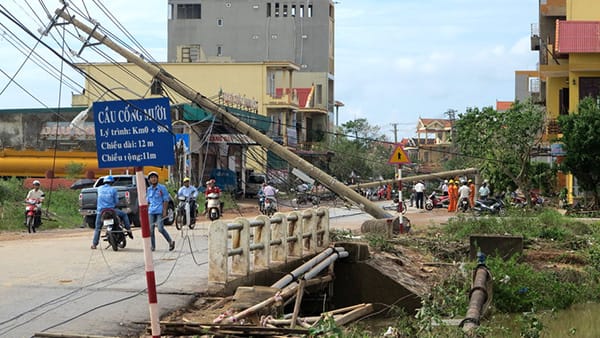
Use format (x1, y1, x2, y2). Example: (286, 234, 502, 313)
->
(0, 201, 446, 337)
(0, 224, 211, 337)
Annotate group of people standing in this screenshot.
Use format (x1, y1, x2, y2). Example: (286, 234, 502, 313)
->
(443, 178, 490, 212)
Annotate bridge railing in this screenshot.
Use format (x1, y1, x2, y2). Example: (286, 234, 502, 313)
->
(208, 207, 330, 289)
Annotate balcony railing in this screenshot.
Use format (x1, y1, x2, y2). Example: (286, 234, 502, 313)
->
(266, 91, 299, 106)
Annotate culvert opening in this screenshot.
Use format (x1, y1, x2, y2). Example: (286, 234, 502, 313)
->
(226, 242, 424, 323)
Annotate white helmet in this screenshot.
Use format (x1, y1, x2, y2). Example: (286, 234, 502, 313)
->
(33, 180, 41, 185)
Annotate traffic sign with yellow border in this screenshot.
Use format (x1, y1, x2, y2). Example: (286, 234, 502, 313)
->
(388, 144, 411, 164)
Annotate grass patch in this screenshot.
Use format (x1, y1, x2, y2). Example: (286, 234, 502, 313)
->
(1, 178, 86, 231)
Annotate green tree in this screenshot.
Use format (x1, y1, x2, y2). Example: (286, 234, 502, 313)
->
(325, 119, 395, 182)
(453, 99, 546, 196)
(558, 96, 600, 207)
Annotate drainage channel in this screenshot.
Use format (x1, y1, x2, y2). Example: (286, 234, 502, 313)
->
(157, 242, 494, 336)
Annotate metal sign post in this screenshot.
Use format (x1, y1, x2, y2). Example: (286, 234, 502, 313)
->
(398, 165, 403, 213)
(93, 97, 174, 338)
(388, 144, 411, 215)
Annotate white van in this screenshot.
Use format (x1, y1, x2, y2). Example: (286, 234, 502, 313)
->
(245, 173, 267, 197)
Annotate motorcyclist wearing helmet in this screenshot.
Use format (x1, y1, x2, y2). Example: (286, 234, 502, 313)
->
(147, 171, 175, 251)
(91, 175, 133, 249)
(26, 180, 45, 226)
(203, 179, 224, 215)
(177, 177, 198, 221)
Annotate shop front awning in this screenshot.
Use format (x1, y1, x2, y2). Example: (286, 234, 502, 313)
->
(177, 103, 271, 134)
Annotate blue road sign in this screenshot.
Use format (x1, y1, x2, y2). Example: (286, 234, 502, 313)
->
(93, 97, 174, 168)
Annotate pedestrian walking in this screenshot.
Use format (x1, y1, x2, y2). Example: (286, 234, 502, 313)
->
(147, 171, 175, 251)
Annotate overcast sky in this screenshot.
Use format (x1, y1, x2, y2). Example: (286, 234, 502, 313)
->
(0, 0, 539, 139)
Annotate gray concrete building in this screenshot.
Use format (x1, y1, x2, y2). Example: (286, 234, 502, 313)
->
(167, 0, 336, 139)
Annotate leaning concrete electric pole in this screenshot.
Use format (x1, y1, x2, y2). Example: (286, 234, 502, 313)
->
(54, 8, 394, 219)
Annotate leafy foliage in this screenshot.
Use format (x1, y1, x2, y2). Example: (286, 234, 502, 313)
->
(558, 96, 600, 207)
(453, 100, 546, 197)
(0, 178, 82, 230)
(487, 255, 583, 312)
(364, 233, 394, 252)
(65, 162, 85, 178)
(325, 118, 395, 182)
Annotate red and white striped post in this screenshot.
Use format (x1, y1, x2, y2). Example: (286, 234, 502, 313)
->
(135, 167, 160, 337)
(397, 165, 403, 213)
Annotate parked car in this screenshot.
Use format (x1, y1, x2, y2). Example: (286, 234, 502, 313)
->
(79, 174, 175, 228)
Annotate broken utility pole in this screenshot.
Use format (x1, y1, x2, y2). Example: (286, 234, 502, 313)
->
(54, 7, 394, 220)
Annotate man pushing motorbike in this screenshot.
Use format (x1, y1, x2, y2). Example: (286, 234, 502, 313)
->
(91, 175, 133, 250)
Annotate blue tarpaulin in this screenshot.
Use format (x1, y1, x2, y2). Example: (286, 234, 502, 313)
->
(210, 168, 237, 192)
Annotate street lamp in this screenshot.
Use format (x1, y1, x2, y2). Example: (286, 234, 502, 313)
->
(334, 100, 344, 127)
(172, 120, 192, 185)
(69, 87, 142, 129)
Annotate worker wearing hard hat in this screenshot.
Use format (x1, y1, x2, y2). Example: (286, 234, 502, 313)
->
(447, 179, 457, 212)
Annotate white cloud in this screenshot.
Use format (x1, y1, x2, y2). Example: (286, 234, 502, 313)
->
(0, 0, 541, 141)
(393, 57, 417, 72)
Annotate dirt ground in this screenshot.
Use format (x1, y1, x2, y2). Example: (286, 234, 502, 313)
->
(2, 200, 585, 335)
(159, 203, 465, 328)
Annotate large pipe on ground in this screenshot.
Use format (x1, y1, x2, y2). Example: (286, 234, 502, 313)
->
(55, 8, 393, 220)
(460, 255, 493, 335)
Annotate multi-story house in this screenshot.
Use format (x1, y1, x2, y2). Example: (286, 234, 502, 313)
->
(532, 0, 600, 200)
(167, 0, 336, 147)
(415, 118, 454, 173)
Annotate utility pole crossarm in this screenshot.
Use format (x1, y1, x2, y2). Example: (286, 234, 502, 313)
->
(54, 7, 393, 220)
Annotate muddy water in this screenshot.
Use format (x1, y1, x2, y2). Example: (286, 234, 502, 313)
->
(490, 303, 600, 337)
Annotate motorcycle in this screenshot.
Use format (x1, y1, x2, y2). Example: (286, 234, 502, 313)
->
(425, 191, 449, 211)
(263, 196, 277, 216)
(101, 208, 127, 251)
(24, 198, 41, 233)
(175, 196, 196, 230)
(382, 198, 407, 215)
(473, 195, 506, 216)
(258, 194, 266, 214)
(206, 192, 221, 221)
(458, 197, 470, 212)
(510, 190, 544, 209)
(510, 192, 528, 208)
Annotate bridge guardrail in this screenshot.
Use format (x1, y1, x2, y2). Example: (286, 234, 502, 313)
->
(208, 207, 330, 289)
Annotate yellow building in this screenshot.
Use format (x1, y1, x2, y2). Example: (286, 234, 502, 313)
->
(534, 0, 600, 200)
(75, 61, 328, 187)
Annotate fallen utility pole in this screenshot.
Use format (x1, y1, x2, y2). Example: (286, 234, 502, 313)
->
(346, 168, 479, 190)
(54, 8, 394, 220)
